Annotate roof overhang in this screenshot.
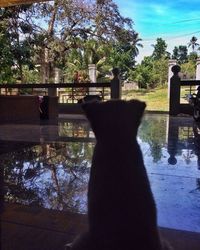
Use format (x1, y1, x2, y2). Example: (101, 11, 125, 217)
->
(0, 0, 49, 7)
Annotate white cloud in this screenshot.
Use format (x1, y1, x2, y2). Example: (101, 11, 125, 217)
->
(150, 4, 168, 15)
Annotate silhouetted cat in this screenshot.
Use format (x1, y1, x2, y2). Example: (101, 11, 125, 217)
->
(69, 99, 171, 250)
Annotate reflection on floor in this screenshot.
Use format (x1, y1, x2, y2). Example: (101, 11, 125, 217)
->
(1, 114, 200, 249)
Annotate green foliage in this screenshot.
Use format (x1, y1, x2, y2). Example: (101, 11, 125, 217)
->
(152, 38, 169, 60)
(172, 45, 188, 64)
(139, 116, 167, 162)
(174, 50, 197, 79)
(181, 59, 196, 79)
(0, 0, 143, 83)
(129, 65, 152, 89)
(22, 65, 40, 83)
(129, 56, 168, 89)
(129, 38, 169, 89)
(188, 52, 198, 62)
(0, 5, 36, 83)
(0, 12, 15, 83)
(152, 57, 168, 86)
(1, 2, 200, 87)
(107, 39, 142, 79)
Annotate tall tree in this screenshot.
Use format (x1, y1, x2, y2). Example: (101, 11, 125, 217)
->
(130, 55, 168, 89)
(1, 0, 142, 83)
(172, 45, 188, 64)
(32, 0, 142, 81)
(151, 38, 169, 60)
(0, 5, 35, 83)
(0, 9, 14, 83)
(108, 42, 138, 79)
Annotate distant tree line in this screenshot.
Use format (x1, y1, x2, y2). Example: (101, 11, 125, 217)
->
(130, 36, 199, 89)
(0, 1, 199, 89)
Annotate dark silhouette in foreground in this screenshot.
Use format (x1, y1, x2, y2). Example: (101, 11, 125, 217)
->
(68, 100, 172, 250)
(110, 68, 121, 99)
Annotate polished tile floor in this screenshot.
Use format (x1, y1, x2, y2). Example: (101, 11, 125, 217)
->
(1, 113, 200, 249)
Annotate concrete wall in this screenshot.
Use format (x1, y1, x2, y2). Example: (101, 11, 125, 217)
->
(0, 96, 58, 123)
(0, 96, 40, 123)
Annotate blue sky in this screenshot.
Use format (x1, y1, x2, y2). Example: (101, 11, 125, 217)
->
(114, 0, 200, 63)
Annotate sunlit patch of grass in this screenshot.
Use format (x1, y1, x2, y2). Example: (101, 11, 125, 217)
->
(122, 86, 169, 111)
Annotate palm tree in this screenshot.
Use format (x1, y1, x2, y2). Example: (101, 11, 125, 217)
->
(188, 36, 199, 51)
(132, 32, 143, 57)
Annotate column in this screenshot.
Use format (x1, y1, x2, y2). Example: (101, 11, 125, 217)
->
(168, 59, 177, 98)
(88, 64, 96, 83)
(169, 65, 181, 115)
(88, 64, 97, 95)
(54, 67, 61, 97)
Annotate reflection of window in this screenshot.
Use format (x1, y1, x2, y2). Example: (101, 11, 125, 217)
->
(182, 149, 195, 165)
(58, 122, 94, 138)
(178, 127, 193, 141)
(177, 127, 195, 165)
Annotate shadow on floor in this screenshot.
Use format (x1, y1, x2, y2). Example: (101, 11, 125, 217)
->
(1, 203, 200, 250)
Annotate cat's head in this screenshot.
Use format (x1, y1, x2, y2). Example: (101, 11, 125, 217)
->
(82, 99, 146, 142)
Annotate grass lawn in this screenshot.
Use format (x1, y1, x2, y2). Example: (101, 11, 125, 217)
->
(122, 86, 169, 112)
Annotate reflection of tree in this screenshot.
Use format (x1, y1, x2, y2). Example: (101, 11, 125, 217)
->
(2, 146, 43, 206)
(38, 142, 93, 212)
(2, 141, 94, 213)
(139, 116, 166, 162)
(0, 160, 4, 212)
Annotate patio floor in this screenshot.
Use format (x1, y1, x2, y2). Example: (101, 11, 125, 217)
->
(1, 113, 200, 250)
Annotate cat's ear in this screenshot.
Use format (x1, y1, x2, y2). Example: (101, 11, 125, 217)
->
(128, 99, 146, 118)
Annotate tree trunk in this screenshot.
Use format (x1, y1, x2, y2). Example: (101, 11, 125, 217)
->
(43, 0, 58, 83)
(14, 18, 24, 83)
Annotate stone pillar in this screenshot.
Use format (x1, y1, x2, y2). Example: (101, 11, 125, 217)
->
(54, 67, 61, 97)
(88, 64, 96, 94)
(168, 59, 177, 98)
(88, 64, 96, 83)
(48, 68, 60, 97)
(54, 67, 61, 83)
(196, 57, 200, 80)
(169, 65, 181, 115)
